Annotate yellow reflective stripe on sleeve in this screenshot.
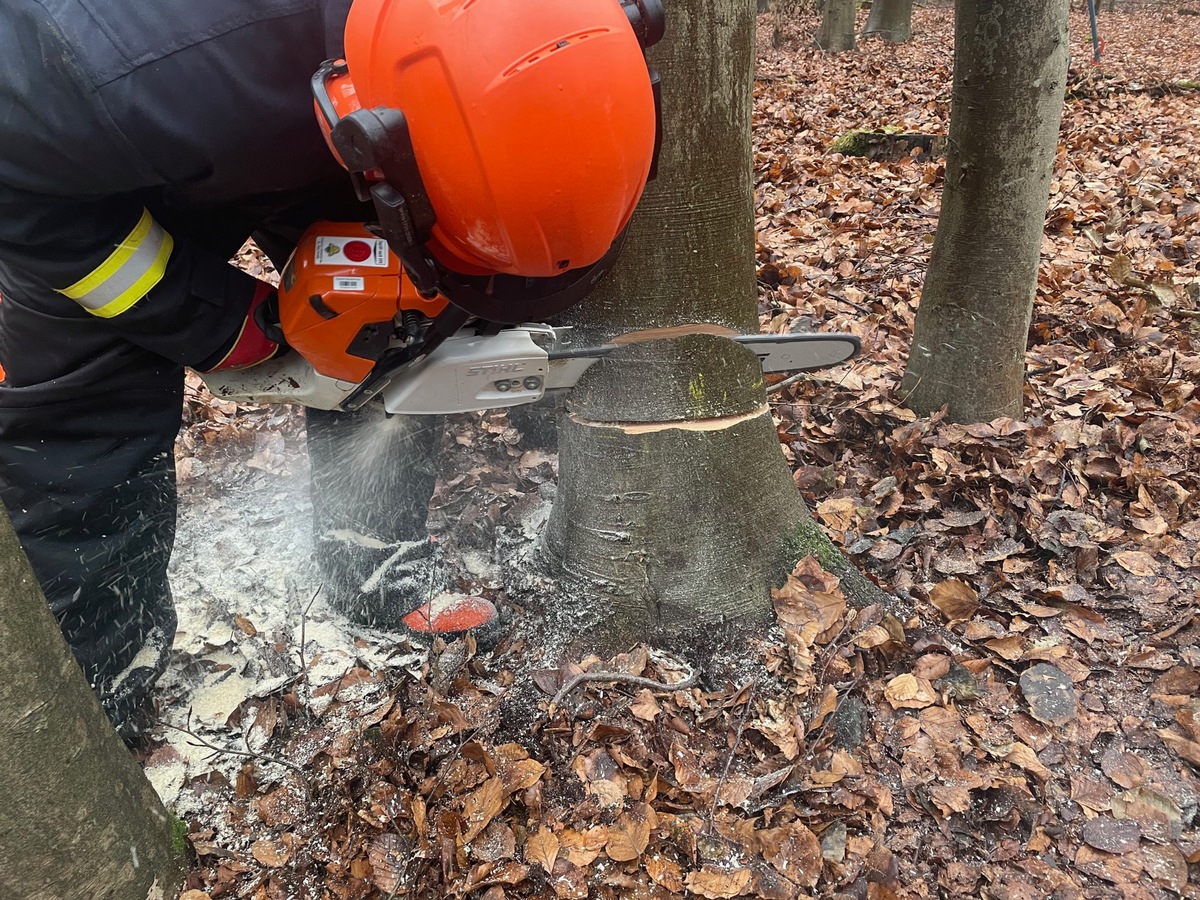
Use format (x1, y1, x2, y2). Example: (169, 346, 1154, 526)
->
(86, 232, 174, 319)
(58, 208, 173, 317)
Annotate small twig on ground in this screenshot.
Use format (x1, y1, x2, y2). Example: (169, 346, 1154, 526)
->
(296, 585, 321, 713)
(766, 370, 813, 396)
(426, 723, 486, 800)
(160, 720, 306, 776)
(707, 679, 758, 832)
(548, 657, 700, 715)
(421, 536, 444, 677)
(806, 676, 866, 753)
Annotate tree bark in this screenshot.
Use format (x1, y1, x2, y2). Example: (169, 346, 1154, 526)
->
(543, 0, 887, 654)
(901, 0, 1069, 422)
(862, 0, 914, 42)
(815, 0, 857, 51)
(0, 509, 184, 900)
(544, 334, 812, 647)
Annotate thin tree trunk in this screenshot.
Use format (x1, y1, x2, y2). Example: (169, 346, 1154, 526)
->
(901, 0, 1069, 422)
(0, 510, 184, 900)
(544, 0, 887, 655)
(862, 0, 914, 42)
(815, 0, 857, 51)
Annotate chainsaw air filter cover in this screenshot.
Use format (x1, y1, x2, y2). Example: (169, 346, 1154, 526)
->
(340, 0, 659, 279)
(277, 223, 446, 383)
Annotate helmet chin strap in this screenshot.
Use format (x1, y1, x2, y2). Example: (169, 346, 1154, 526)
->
(435, 229, 629, 324)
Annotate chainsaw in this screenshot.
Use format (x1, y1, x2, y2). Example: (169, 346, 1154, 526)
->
(202, 222, 861, 415)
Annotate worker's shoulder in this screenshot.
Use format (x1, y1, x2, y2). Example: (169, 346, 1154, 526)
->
(26, 0, 321, 86)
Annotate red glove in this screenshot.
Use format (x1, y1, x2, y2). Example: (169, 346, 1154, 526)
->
(202, 281, 284, 372)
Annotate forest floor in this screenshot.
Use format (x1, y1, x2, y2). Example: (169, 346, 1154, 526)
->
(154, 5, 1200, 899)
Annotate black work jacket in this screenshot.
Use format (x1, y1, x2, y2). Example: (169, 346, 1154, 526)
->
(0, 0, 353, 367)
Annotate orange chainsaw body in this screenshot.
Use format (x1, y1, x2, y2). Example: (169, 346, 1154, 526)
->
(277, 222, 446, 382)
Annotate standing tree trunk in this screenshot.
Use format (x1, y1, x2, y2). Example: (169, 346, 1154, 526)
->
(901, 0, 1069, 422)
(0, 510, 184, 900)
(543, 0, 882, 655)
(862, 0, 914, 43)
(815, 0, 857, 51)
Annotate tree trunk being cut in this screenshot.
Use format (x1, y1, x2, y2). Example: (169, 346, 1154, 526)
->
(544, 0, 891, 657)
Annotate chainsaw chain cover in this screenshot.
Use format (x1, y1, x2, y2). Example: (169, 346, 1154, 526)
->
(380, 328, 550, 415)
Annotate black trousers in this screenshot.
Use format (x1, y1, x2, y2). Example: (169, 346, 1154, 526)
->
(0, 280, 186, 733)
(0, 181, 439, 734)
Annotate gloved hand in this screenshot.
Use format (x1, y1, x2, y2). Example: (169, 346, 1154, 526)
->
(199, 281, 287, 372)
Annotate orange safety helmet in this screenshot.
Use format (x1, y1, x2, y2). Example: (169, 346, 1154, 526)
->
(313, 0, 663, 323)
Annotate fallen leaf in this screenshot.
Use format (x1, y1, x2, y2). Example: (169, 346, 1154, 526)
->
(762, 821, 822, 889)
(684, 866, 753, 899)
(629, 688, 661, 722)
(929, 579, 979, 623)
(1019, 663, 1077, 725)
(816, 496, 858, 530)
(984, 634, 1025, 661)
(1158, 728, 1200, 767)
(1075, 843, 1145, 885)
(558, 828, 606, 868)
(549, 859, 588, 899)
(367, 834, 407, 894)
(883, 673, 937, 709)
(604, 802, 652, 862)
(525, 829, 559, 875)
(1109, 252, 1144, 287)
(1100, 746, 1146, 789)
(1112, 550, 1157, 576)
(1082, 816, 1141, 854)
(1111, 786, 1183, 843)
(1141, 843, 1188, 893)
(461, 777, 506, 844)
(645, 855, 685, 892)
(472, 820, 516, 862)
(250, 835, 292, 868)
(1004, 742, 1052, 781)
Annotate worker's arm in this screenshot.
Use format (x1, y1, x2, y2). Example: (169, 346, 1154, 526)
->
(0, 186, 279, 371)
(0, 1, 285, 373)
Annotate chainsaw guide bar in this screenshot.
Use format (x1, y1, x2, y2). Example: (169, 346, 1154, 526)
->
(202, 327, 860, 415)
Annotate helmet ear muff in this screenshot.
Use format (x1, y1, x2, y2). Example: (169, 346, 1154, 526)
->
(621, 0, 665, 48)
(328, 106, 442, 298)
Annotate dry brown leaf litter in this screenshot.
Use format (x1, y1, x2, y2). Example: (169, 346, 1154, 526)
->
(158, 6, 1200, 898)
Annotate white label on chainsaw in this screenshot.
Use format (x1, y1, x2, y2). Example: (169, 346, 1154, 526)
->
(314, 236, 389, 267)
(333, 276, 365, 291)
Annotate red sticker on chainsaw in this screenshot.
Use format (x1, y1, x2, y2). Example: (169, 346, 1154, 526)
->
(314, 236, 389, 267)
